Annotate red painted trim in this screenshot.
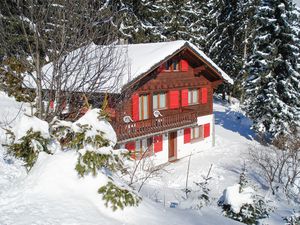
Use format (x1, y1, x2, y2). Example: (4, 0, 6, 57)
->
(181, 89, 188, 106)
(184, 128, 191, 144)
(204, 123, 210, 138)
(125, 141, 136, 159)
(132, 93, 139, 121)
(181, 59, 189, 72)
(201, 87, 208, 104)
(169, 90, 179, 109)
(154, 135, 163, 153)
(50, 100, 54, 109)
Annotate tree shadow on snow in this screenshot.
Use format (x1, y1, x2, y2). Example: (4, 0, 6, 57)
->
(214, 109, 255, 140)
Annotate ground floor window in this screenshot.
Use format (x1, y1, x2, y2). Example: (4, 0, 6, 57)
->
(125, 138, 153, 159)
(191, 125, 204, 140)
(125, 135, 163, 159)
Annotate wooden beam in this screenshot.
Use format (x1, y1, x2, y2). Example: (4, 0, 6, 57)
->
(211, 80, 223, 89)
(193, 65, 206, 74)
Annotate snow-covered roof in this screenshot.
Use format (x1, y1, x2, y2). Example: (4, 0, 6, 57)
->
(115, 40, 233, 90)
(39, 40, 233, 94)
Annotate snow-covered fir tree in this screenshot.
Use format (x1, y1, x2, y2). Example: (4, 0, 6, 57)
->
(243, 0, 300, 138)
(111, 0, 208, 47)
(206, 0, 259, 97)
(109, 0, 165, 43)
(160, 0, 206, 46)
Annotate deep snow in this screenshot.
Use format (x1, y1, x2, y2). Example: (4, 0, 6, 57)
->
(0, 93, 298, 225)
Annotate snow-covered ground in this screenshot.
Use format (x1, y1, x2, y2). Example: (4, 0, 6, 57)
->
(0, 93, 298, 225)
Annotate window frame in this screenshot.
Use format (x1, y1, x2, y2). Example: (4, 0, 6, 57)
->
(188, 89, 199, 105)
(164, 59, 180, 72)
(190, 125, 204, 141)
(153, 92, 167, 110)
(135, 138, 153, 159)
(139, 94, 149, 120)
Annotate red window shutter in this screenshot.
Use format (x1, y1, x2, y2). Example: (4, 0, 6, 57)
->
(50, 100, 54, 109)
(201, 87, 208, 104)
(154, 135, 163, 153)
(204, 123, 210, 138)
(132, 93, 139, 121)
(181, 89, 188, 106)
(184, 128, 191, 144)
(125, 142, 136, 159)
(181, 59, 189, 72)
(169, 90, 179, 109)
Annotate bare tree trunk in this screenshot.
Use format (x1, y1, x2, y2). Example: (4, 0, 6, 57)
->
(35, 49, 43, 119)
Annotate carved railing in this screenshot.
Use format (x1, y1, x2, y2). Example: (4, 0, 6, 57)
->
(112, 110, 203, 142)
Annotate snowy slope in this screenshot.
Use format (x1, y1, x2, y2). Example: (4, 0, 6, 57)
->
(0, 93, 298, 225)
(0, 93, 240, 225)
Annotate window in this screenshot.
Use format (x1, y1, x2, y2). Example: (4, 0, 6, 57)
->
(188, 89, 199, 105)
(164, 59, 179, 71)
(139, 95, 149, 120)
(191, 126, 203, 140)
(153, 93, 167, 110)
(173, 60, 179, 71)
(135, 138, 153, 159)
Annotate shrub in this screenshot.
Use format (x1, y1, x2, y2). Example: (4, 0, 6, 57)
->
(7, 128, 51, 170)
(98, 181, 140, 211)
(51, 111, 139, 211)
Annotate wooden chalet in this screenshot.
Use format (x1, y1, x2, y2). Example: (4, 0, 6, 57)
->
(107, 41, 233, 164)
(44, 40, 233, 164)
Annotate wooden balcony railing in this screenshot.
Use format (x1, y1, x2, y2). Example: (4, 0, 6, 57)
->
(112, 110, 204, 142)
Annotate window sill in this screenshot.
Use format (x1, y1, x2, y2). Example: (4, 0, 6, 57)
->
(190, 137, 204, 144)
(153, 108, 168, 111)
(162, 70, 181, 72)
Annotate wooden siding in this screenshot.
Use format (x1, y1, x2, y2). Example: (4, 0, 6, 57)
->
(112, 54, 216, 142)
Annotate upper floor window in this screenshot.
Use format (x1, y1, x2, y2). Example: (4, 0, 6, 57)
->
(139, 94, 149, 120)
(188, 89, 199, 105)
(164, 59, 179, 71)
(153, 92, 167, 110)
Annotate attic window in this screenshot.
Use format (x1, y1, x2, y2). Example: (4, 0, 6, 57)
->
(164, 59, 179, 71)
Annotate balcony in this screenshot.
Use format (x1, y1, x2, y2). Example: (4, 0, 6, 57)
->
(112, 107, 208, 142)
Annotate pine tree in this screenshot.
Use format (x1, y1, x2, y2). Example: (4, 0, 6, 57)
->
(243, 0, 300, 138)
(161, 0, 197, 42)
(109, 0, 165, 43)
(206, 0, 243, 81)
(111, 0, 209, 47)
(205, 0, 259, 98)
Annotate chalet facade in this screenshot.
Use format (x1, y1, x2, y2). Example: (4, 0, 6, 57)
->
(108, 41, 233, 165)
(42, 40, 233, 165)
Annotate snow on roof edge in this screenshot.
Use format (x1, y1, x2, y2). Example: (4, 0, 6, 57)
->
(121, 40, 233, 92)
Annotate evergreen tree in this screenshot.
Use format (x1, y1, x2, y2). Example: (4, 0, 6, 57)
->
(161, 0, 201, 43)
(205, 0, 259, 98)
(111, 0, 208, 47)
(243, 0, 300, 138)
(206, 0, 243, 82)
(110, 0, 165, 43)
